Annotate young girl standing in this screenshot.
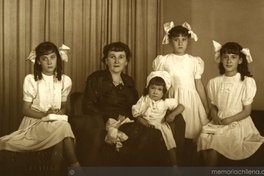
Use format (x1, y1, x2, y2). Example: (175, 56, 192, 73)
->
(132, 71, 185, 167)
(152, 21, 209, 165)
(197, 41, 264, 166)
(0, 42, 80, 170)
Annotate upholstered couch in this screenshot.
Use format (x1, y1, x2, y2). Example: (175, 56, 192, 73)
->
(68, 92, 106, 166)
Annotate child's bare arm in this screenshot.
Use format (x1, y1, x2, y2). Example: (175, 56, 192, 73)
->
(22, 101, 59, 119)
(22, 101, 46, 119)
(221, 104, 252, 125)
(195, 79, 210, 116)
(56, 102, 67, 115)
(22, 101, 67, 119)
(166, 104, 185, 123)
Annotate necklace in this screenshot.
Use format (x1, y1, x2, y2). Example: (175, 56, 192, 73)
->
(113, 79, 123, 86)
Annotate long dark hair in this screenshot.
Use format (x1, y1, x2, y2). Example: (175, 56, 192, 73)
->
(143, 77, 167, 100)
(219, 42, 252, 81)
(33, 42, 63, 81)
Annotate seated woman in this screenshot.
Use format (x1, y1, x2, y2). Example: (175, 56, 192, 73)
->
(81, 42, 185, 166)
(82, 42, 138, 123)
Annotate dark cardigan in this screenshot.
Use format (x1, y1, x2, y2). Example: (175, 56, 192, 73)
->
(82, 69, 138, 122)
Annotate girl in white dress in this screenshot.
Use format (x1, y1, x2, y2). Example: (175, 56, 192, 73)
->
(152, 21, 209, 165)
(197, 40, 264, 166)
(132, 71, 185, 166)
(0, 42, 80, 168)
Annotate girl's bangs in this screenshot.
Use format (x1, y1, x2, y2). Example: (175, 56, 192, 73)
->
(220, 42, 242, 56)
(152, 82, 164, 87)
(38, 44, 56, 56)
(149, 77, 165, 87)
(221, 47, 240, 55)
(169, 27, 189, 38)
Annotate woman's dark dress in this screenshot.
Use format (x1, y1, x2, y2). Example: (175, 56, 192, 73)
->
(82, 69, 169, 166)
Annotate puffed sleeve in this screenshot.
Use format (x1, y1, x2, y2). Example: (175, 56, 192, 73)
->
(164, 98, 179, 111)
(61, 75, 72, 102)
(194, 57, 204, 79)
(207, 79, 216, 105)
(242, 77, 257, 106)
(152, 55, 165, 71)
(132, 96, 145, 118)
(23, 74, 37, 102)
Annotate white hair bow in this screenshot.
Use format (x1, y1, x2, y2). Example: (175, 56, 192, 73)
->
(26, 50, 37, 63)
(146, 71, 172, 91)
(241, 48, 253, 63)
(212, 40, 253, 63)
(26, 44, 70, 63)
(182, 22, 198, 42)
(162, 21, 175, 45)
(162, 21, 198, 45)
(212, 40, 222, 63)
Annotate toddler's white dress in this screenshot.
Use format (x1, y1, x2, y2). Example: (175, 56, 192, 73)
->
(132, 95, 177, 150)
(152, 53, 209, 139)
(0, 73, 75, 151)
(197, 73, 264, 160)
